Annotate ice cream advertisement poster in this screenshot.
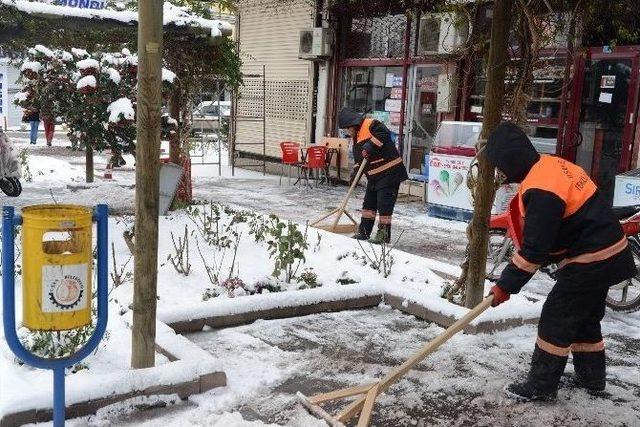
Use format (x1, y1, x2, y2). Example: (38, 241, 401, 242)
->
(428, 155, 472, 211)
(428, 154, 517, 214)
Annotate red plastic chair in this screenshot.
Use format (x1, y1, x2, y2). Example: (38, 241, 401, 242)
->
(301, 146, 329, 187)
(279, 141, 302, 185)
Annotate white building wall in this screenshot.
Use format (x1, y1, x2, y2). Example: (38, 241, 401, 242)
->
(1, 59, 23, 129)
(235, 0, 315, 158)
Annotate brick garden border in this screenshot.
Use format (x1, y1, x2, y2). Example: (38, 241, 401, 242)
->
(0, 327, 226, 427)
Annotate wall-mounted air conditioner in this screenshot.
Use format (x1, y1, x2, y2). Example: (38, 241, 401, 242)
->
(299, 27, 334, 60)
(418, 13, 469, 55)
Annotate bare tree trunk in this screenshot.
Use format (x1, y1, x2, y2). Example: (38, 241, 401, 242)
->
(463, 0, 515, 308)
(169, 87, 182, 164)
(85, 145, 94, 183)
(131, 0, 163, 369)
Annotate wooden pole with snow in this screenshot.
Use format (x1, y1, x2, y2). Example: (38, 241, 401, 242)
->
(131, 0, 163, 369)
(461, 0, 515, 308)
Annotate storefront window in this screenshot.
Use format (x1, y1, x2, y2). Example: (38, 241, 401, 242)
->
(406, 65, 442, 174)
(468, 59, 566, 154)
(343, 15, 407, 59)
(341, 66, 404, 135)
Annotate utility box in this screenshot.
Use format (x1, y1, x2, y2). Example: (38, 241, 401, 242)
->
(21, 205, 93, 330)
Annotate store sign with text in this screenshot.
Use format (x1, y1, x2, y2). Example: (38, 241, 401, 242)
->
(55, 0, 105, 9)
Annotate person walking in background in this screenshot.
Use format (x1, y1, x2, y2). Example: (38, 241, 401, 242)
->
(42, 117, 55, 147)
(22, 108, 40, 145)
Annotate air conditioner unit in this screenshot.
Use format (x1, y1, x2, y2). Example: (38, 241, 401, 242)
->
(418, 13, 469, 55)
(299, 27, 334, 60)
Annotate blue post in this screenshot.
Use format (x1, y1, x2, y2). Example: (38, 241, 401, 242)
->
(53, 368, 65, 427)
(2, 204, 109, 426)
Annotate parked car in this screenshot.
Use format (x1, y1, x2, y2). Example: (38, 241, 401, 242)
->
(192, 101, 231, 132)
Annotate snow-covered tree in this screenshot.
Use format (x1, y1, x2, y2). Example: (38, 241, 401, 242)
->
(15, 45, 177, 182)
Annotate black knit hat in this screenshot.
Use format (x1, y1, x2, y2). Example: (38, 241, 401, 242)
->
(486, 122, 540, 184)
(338, 107, 364, 129)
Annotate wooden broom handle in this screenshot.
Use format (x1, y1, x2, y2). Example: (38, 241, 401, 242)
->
(339, 296, 495, 423)
(330, 160, 368, 230)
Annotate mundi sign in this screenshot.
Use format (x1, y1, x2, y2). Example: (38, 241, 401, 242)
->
(56, 0, 106, 9)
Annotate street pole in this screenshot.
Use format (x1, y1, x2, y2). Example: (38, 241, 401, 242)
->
(132, 0, 163, 369)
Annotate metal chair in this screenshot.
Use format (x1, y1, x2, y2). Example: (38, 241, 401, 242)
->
(279, 141, 302, 185)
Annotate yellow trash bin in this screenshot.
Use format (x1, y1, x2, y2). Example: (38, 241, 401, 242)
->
(21, 205, 94, 331)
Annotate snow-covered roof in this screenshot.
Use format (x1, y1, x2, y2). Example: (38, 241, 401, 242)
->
(1, 0, 233, 38)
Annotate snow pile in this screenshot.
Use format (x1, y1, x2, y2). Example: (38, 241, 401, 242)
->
(76, 75, 97, 90)
(20, 61, 41, 73)
(59, 50, 73, 62)
(71, 47, 89, 58)
(162, 68, 177, 83)
(1, 0, 233, 38)
(13, 91, 29, 102)
(107, 97, 135, 123)
(106, 67, 121, 84)
(34, 44, 54, 57)
(77, 58, 100, 71)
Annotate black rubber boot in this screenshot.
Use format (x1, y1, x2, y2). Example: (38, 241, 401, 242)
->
(369, 224, 391, 244)
(506, 345, 567, 402)
(572, 350, 606, 393)
(352, 218, 375, 240)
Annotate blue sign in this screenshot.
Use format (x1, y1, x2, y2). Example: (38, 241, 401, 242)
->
(56, 0, 105, 9)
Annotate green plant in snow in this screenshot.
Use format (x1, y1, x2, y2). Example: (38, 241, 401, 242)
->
(266, 220, 309, 283)
(18, 149, 32, 182)
(336, 271, 359, 285)
(296, 268, 321, 289)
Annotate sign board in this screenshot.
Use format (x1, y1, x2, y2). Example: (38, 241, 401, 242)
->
(614, 170, 640, 206)
(390, 87, 403, 99)
(159, 162, 184, 215)
(601, 75, 616, 89)
(41, 263, 89, 313)
(55, 0, 106, 9)
(385, 98, 402, 113)
(428, 154, 517, 214)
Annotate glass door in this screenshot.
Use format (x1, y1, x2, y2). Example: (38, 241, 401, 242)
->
(571, 52, 640, 204)
(405, 65, 442, 177)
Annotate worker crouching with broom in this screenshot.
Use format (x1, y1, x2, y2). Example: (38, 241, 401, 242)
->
(486, 122, 637, 402)
(338, 107, 408, 244)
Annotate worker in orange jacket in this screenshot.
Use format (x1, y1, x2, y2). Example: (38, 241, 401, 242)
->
(486, 122, 636, 402)
(338, 107, 408, 243)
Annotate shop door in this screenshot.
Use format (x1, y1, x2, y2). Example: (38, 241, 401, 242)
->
(405, 65, 442, 177)
(568, 51, 640, 204)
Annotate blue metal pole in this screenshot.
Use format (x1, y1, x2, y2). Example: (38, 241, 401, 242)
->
(53, 367, 65, 427)
(2, 206, 16, 348)
(2, 205, 109, 426)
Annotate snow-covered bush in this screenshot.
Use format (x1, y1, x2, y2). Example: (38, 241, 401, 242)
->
(296, 268, 321, 289)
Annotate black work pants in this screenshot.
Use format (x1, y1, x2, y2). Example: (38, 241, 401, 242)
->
(537, 282, 608, 353)
(362, 184, 400, 219)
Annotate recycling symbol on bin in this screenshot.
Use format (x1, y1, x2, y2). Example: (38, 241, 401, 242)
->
(48, 275, 84, 310)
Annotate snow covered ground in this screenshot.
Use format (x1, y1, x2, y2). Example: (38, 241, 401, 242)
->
(1, 133, 639, 426)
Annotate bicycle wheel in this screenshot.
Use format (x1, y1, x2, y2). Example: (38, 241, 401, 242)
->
(606, 238, 640, 312)
(486, 228, 513, 282)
